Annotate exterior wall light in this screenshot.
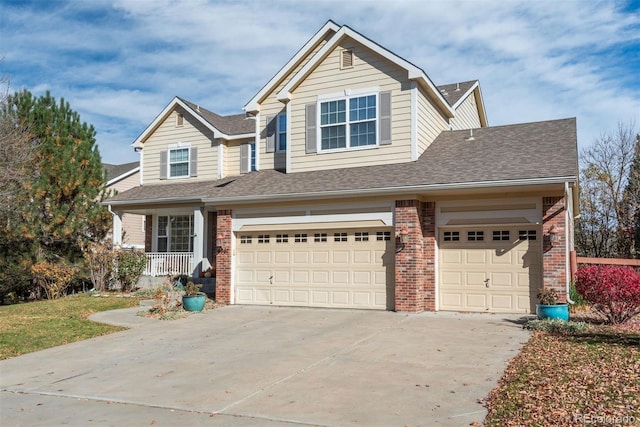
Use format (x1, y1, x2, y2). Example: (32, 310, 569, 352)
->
(547, 224, 559, 244)
(216, 233, 227, 254)
(396, 225, 409, 253)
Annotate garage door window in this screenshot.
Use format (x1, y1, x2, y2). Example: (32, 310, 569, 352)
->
(276, 234, 289, 243)
(443, 231, 460, 242)
(355, 232, 369, 242)
(493, 230, 510, 241)
(334, 232, 348, 242)
(258, 235, 270, 244)
(295, 233, 308, 243)
(240, 235, 252, 244)
(376, 231, 391, 241)
(467, 231, 484, 241)
(519, 230, 537, 240)
(314, 233, 328, 242)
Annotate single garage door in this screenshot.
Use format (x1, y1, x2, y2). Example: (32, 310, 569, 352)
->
(235, 228, 394, 309)
(439, 226, 541, 313)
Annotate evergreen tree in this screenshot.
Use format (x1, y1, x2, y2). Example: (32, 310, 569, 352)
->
(2, 89, 111, 262)
(625, 133, 640, 258)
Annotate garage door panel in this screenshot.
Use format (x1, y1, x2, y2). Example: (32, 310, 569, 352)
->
(440, 226, 540, 313)
(236, 228, 393, 310)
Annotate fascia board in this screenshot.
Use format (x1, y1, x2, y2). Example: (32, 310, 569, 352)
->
(243, 20, 341, 113)
(131, 97, 223, 147)
(106, 167, 140, 187)
(204, 176, 577, 205)
(451, 81, 479, 110)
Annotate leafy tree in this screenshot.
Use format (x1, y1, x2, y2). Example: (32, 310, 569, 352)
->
(576, 122, 638, 258)
(1, 89, 111, 263)
(625, 133, 640, 258)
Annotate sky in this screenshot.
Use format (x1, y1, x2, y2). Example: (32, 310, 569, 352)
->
(1, 0, 639, 165)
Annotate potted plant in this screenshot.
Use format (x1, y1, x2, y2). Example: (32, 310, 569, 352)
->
(536, 288, 569, 321)
(181, 281, 206, 312)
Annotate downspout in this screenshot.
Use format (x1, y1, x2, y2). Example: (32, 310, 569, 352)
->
(565, 182, 575, 304)
(107, 205, 121, 247)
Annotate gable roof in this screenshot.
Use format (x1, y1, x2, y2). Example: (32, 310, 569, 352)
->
(131, 97, 254, 149)
(103, 161, 139, 186)
(108, 118, 577, 206)
(244, 20, 341, 113)
(436, 80, 488, 127)
(242, 21, 454, 118)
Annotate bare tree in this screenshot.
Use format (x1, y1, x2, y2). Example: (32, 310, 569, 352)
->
(0, 76, 35, 218)
(576, 122, 638, 257)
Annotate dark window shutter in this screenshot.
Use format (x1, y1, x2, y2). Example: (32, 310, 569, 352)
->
(305, 103, 317, 154)
(160, 150, 168, 180)
(190, 147, 198, 177)
(240, 144, 249, 174)
(266, 115, 276, 153)
(379, 91, 392, 145)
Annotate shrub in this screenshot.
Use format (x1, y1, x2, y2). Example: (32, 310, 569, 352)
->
(575, 265, 640, 324)
(30, 261, 77, 300)
(84, 241, 116, 291)
(524, 319, 588, 334)
(114, 249, 147, 292)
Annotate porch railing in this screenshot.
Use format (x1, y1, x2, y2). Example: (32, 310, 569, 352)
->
(144, 252, 194, 277)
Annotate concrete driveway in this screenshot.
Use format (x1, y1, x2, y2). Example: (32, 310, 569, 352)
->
(0, 306, 530, 426)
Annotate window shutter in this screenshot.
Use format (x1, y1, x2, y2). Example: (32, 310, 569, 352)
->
(266, 115, 276, 153)
(379, 91, 392, 145)
(160, 150, 168, 180)
(190, 147, 198, 177)
(305, 103, 317, 154)
(240, 143, 249, 174)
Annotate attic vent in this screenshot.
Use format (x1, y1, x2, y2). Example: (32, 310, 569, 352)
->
(455, 82, 460, 91)
(465, 128, 475, 141)
(176, 113, 184, 127)
(440, 88, 448, 96)
(341, 49, 354, 69)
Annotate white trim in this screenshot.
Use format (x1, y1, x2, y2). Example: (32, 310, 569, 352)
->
(285, 103, 291, 173)
(232, 211, 394, 232)
(106, 166, 140, 187)
(450, 81, 489, 128)
(139, 150, 144, 186)
(317, 86, 379, 101)
(254, 112, 261, 171)
(217, 137, 224, 179)
(451, 81, 479, 110)
(243, 20, 341, 113)
(274, 25, 454, 118)
(435, 197, 542, 227)
(410, 81, 418, 161)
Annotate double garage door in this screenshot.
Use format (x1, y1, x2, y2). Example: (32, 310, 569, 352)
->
(439, 226, 541, 313)
(235, 227, 394, 310)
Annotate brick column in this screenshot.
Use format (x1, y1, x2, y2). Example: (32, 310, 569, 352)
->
(542, 196, 567, 301)
(422, 202, 436, 311)
(394, 200, 426, 312)
(215, 209, 232, 305)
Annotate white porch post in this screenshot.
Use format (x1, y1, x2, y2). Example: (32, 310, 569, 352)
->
(193, 207, 204, 275)
(110, 207, 123, 247)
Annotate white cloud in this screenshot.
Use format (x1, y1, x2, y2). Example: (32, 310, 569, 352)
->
(1, 0, 638, 163)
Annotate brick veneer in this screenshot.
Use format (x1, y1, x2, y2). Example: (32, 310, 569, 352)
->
(395, 200, 434, 312)
(215, 209, 232, 305)
(542, 196, 567, 301)
(144, 215, 153, 252)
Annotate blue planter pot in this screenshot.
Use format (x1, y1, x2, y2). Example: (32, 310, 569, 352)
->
(536, 304, 569, 321)
(182, 293, 206, 312)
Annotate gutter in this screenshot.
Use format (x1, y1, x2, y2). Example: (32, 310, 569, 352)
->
(102, 196, 203, 207)
(203, 176, 577, 205)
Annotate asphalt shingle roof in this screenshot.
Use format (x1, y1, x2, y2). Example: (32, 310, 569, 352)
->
(436, 80, 478, 106)
(178, 98, 254, 136)
(103, 161, 139, 182)
(107, 118, 577, 205)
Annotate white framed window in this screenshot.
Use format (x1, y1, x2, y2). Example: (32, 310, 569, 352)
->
(318, 93, 377, 151)
(276, 113, 287, 152)
(376, 231, 391, 241)
(240, 142, 257, 174)
(257, 234, 270, 244)
(467, 231, 484, 241)
(169, 147, 190, 178)
(294, 233, 307, 243)
(240, 235, 252, 244)
(519, 230, 537, 241)
(493, 230, 510, 241)
(157, 215, 194, 252)
(334, 232, 347, 242)
(443, 231, 460, 242)
(314, 233, 327, 242)
(276, 234, 289, 243)
(355, 231, 369, 242)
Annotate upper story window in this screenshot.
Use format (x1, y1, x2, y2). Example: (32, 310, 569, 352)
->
(240, 142, 257, 173)
(277, 113, 287, 151)
(169, 147, 190, 178)
(160, 145, 197, 180)
(319, 94, 377, 151)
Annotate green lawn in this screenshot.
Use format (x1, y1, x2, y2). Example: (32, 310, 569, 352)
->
(0, 294, 140, 360)
(484, 325, 640, 426)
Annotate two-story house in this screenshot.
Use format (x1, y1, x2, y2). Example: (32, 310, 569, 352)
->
(105, 21, 579, 313)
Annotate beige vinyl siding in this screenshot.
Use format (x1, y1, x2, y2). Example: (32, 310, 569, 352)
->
(106, 171, 144, 247)
(225, 137, 255, 177)
(416, 85, 450, 158)
(142, 107, 217, 184)
(288, 41, 412, 173)
(259, 35, 332, 171)
(450, 91, 482, 130)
